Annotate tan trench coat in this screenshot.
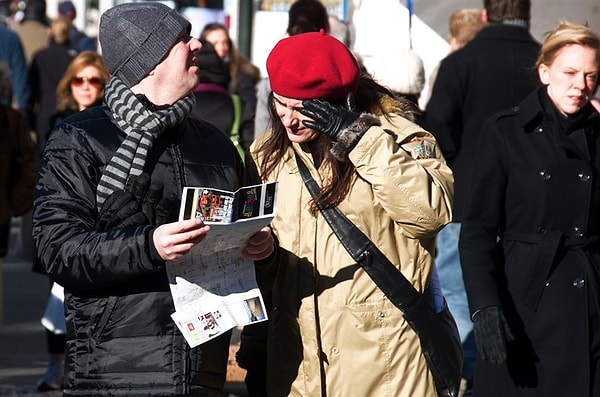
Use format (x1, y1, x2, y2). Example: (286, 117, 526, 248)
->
(251, 114, 453, 397)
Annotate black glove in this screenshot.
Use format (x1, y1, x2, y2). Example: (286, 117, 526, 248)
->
(300, 92, 360, 141)
(96, 187, 147, 230)
(128, 173, 174, 225)
(472, 306, 514, 365)
(96, 173, 175, 229)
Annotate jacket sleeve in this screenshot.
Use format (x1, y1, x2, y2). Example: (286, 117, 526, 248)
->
(6, 32, 31, 116)
(424, 56, 463, 165)
(33, 122, 163, 290)
(458, 118, 507, 314)
(348, 116, 454, 239)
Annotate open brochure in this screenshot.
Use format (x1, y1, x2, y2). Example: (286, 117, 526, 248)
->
(167, 182, 277, 348)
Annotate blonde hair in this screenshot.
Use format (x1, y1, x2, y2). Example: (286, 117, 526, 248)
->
(449, 8, 484, 48)
(536, 21, 600, 70)
(50, 15, 72, 45)
(56, 51, 109, 112)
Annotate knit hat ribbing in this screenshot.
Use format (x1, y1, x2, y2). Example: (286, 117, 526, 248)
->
(99, 2, 191, 87)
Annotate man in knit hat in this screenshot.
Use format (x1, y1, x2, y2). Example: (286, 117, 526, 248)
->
(32, 2, 274, 396)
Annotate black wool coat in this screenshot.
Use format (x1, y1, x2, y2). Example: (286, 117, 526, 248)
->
(425, 24, 541, 220)
(459, 88, 600, 396)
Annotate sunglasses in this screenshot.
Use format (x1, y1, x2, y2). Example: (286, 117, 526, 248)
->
(71, 76, 104, 88)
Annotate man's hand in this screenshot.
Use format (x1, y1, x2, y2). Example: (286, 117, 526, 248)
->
(242, 226, 274, 261)
(129, 173, 175, 225)
(96, 186, 146, 230)
(472, 306, 515, 364)
(95, 173, 175, 230)
(300, 93, 360, 141)
(152, 218, 211, 261)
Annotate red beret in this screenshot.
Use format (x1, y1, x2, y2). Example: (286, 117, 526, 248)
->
(267, 30, 360, 101)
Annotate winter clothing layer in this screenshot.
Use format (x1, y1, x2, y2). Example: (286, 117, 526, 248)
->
(95, 77, 195, 210)
(98, 2, 190, 87)
(29, 38, 77, 149)
(425, 24, 540, 221)
(0, 104, 38, 257)
(459, 88, 600, 396)
(191, 83, 255, 152)
(0, 26, 31, 114)
(33, 104, 245, 396)
(250, 114, 453, 396)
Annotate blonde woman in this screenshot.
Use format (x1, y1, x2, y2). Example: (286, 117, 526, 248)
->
(460, 21, 600, 396)
(52, 51, 108, 123)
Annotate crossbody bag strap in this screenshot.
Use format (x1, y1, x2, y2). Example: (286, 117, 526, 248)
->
(230, 94, 241, 138)
(294, 153, 420, 312)
(229, 94, 245, 162)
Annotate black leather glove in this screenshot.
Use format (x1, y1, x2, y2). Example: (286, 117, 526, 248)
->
(300, 92, 360, 141)
(128, 173, 174, 225)
(96, 173, 175, 229)
(472, 306, 515, 365)
(96, 186, 147, 230)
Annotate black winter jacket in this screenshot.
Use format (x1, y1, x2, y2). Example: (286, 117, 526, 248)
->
(33, 105, 245, 396)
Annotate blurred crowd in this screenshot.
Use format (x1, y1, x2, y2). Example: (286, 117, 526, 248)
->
(1, 0, 600, 396)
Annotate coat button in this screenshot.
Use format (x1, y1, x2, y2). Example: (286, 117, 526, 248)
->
(578, 172, 591, 182)
(537, 226, 547, 234)
(332, 347, 339, 354)
(544, 280, 550, 287)
(572, 278, 585, 288)
(377, 311, 385, 318)
(536, 125, 544, 133)
(573, 227, 584, 237)
(539, 170, 551, 180)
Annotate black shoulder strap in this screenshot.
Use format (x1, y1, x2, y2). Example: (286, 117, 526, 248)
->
(294, 153, 420, 312)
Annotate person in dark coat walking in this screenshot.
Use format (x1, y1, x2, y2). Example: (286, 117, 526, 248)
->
(190, 40, 254, 156)
(29, 14, 77, 150)
(32, 3, 274, 396)
(424, 0, 541, 390)
(0, 25, 31, 117)
(459, 21, 600, 397)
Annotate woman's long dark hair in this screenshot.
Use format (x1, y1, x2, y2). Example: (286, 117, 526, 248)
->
(255, 74, 417, 213)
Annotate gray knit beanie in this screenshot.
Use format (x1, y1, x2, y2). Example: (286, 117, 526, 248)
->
(99, 2, 191, 87)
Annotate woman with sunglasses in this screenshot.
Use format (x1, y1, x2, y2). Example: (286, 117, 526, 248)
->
(51, 51, 109, 128)
(36, 50, 108, 392)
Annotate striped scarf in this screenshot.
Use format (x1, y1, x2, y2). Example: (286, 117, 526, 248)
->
(96, 76, 195, 211)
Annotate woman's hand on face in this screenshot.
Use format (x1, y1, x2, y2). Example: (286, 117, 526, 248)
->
(242, 226, 275, 261)
(152, 218, 211, 261)
(299, 92, 360, 141)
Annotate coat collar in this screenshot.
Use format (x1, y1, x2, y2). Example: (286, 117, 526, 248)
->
(517, 87, 544, 130)
(517, 87, 600, 130)
(473, 24, 537, 44)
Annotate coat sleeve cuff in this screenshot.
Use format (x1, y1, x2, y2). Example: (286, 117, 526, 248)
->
(331, 112, 381, 161)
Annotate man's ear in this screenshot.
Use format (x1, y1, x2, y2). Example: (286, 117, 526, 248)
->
(481, 8, 488, 25)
